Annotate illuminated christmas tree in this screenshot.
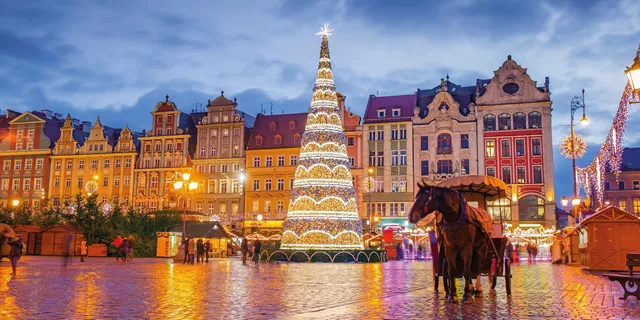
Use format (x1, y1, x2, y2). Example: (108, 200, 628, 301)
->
(281, 25, 364, 251)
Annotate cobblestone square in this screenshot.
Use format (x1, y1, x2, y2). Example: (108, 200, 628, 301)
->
(2, 256, 640, 319)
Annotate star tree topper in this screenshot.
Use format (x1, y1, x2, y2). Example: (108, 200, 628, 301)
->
(316, 23, 333, 38)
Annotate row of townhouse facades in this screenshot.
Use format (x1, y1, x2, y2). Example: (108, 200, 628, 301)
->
(0, 56, 556, 233)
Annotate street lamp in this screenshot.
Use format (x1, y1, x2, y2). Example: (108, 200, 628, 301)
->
(173, 172, 198, 237)
(12, 199, 20, 207)
(571, 196, 581, 207)
(625, 45, 640, 93)
(569, 89, 587, 216)
(561, 196, 569, 207)
(367, 167, 374, 233)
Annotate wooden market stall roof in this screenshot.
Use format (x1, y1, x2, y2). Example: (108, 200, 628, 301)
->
(13, 225, 43, 234)
(436, 175, 508, 200)
(576, 205, 640, 228)
(170, 221, 232, 238)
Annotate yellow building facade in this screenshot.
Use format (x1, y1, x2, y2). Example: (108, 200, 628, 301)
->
(49, 115, 137, 206)
(243, 113, 307, 235)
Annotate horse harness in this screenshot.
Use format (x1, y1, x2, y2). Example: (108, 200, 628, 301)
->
(431, 191, 469, 231)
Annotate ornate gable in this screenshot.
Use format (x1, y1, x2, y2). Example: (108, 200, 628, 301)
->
(114, 126, 135, 153)
(476, 56, 550, 106)
(415, 79, 476, 126)
(9, 112, 45, 124)
(53, 114, 79, 155)
(80, 117, 110, 153)
(153, 95, 179, 113)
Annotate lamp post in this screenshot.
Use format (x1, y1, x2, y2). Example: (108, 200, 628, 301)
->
(367, 167, 374, 233)
(569, 90, 588, 216)
(625, 45, 640, 93)
(173, 172, 198, 237)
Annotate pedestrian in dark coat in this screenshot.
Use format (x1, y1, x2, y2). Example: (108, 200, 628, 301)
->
(196, 239, 204, 263)
(182, 236, 190, 264)
(241, 238, 249, 264)
(8, 235, 23, 275)
(253, 240, 262, 266)
(204, 240, 211, 263)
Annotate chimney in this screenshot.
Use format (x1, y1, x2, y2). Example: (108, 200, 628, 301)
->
(82, 121, 91, 132)
(54, 113, 62, 120)
(72, 118, 81, 126)
(41, 109, 53, 119)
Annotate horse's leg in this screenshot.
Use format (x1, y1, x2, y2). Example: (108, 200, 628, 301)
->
(444, 246, 458, 303)
(462, 243, 474, 303)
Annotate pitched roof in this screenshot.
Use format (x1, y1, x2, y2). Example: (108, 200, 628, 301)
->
(246, 113, 307, 150)
(416, 80, 477, 118)
(170, 221, 232, 238)
(363, 93, 417, 123)
(621, 147, 640, 171)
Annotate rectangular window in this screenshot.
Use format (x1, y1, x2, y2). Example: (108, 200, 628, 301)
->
(620, 201, 627, 212)
(461, 134, 469, 149)
(78, 177, 83, 187)
(1, 179, 7, 190)
(533, 166, 543, 184)
(604, 181, 610, 191)
(369, 151, 375, 166)
(277, 156, 285, 166)
(210, 146, 217, 156)
(253, 157, 260, 167)
(634, 199, 640, 214)
(265, 179, 272, 191)
(277, 179, 284, 190)
(377, 151, 384, 166)
(377, 130, 384, 141)
(114, 176, 120, 186)
(220, 164, 228, 173)
(124, 176, 130, 186)
(486, 141, 495, 158)
(462, 159, 470, 175)
(399, 150, 407, 166)
(126, 159, 132, 168)
(26, 142, 33, 150)
(501, 140, 511, 157)
(377, 109, 385, 118)
(220, 181, 228, 193)
(290, 155, 298, 166)
(36, 159, 43, 170)
(55, 161, 61, 170)
(502, 167, 512, 184)
(391, 129, 398, 140)
(349, 157, 355, 167)
(200, 147, 206, 156)
(532, 138, 541, 156)
(65, 178, 71, 187)
(151, 176, 158, 188)
(78, 160, 85, 169)
(369, 131, 375, 141)
(34, 178, 41, 190)
(619, 181, 625, 190)
(232, 164, 240, 172)
(399, 129, 407, 140)
(3, 161, 10, 171)
(264, 200, 271, 212)
(253, 179, 260, 191)
(232, 180, 239, 193)
(391, 150, 398, 166)
(266, 156, 272, 167)
(25, 159, 32, 170)
(23, 179, 31, 190)
(421, 161, 429, 176)
(392, 109, 400, 117)
(420, 136, 429, 150)
(115, 159, 121, 168)
(290, 178, 295, 189)
(277, 200, 284, 213)
(634, 181, 640, 190)
(104, 159, 110, 168)
(91, 160, 98, 168)
(516, 167, 526, 184)
(53, 178, 59, 188)
(516, 139, 525, 156)
(103, 177, 109, 186)
(347, 137, 355, 146)
(15, 160, 22, 170)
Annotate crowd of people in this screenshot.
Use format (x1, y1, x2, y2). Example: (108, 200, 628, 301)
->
(110, 235, 136, 263)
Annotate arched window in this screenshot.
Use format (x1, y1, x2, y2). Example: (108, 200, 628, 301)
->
(528, 112, 542, 129)
(484, 114, 496, 131)
(274, 134, 282, 145)
(518, 195, 545, 220)
(513, 113, 526, 129)
(255, 136, 263, 146)
(437, 133, 452, 154)
(437, 160, 453, 174)
(289, 121, 296, 130)
(269, 122, 276, 131)
(498, 114, 511, 130)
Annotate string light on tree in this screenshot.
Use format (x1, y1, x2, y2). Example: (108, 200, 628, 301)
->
(281, 24, 364, 251)
(100, 202, 113, 216)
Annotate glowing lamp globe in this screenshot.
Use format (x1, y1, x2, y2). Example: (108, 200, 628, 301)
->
(625, 48, 640, 92)
(188, 181, 198, 190)
(571, 196, 581, 206)
(11, 199, 19, 207)
(579, 114, 588, 126)
(182, 173, 191, 181)
(256, 214, 263, 221)
(561, 196, 568, 207)
(173, 181, 184, 190)
(373, 216, 379, 222)
(605, 200, 611, 206)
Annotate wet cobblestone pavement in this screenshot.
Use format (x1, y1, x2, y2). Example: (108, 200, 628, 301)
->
(2, 256, 640, 319)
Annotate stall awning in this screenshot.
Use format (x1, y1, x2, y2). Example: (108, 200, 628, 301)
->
(171, 221, 231, 238)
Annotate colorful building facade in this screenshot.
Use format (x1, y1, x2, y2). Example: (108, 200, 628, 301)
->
(134, 96, 196, 211)
(190, 92, 253, 231)
(244, 112, 307, 235)
(49, 115, 138, 207)
(603, 147, 640, 214)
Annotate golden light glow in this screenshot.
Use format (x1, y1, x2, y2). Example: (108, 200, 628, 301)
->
(93, 175, 99, 180)
(368, 168, 374, 174)
(11, 199, 19, 207)
(373, 216, 379, 222)
(579, 114, 588, 126)
(182, 173, 191, 181)
(626, 48, 640, 92)
(571, 196, 581, 206)
(173, 181, 184, 190)
(188, 181, 198, 190)
(561, 196, 568, 207)
(605, 200, 611, 206)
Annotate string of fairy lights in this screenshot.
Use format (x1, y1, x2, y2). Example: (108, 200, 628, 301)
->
(280, 24, 365, 251)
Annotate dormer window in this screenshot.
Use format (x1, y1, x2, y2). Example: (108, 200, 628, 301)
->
(274, 135, 282, 145)
(256, 136, 263, 146)
(293, 134, 301, 144)
(269, 122, 276, 131)
(392, 109, 401, 117)
(377, 109, 386, 118)
(289, 121, 296, 130)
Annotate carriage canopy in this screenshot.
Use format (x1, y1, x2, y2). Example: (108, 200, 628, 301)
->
(436, 175, 508, 203)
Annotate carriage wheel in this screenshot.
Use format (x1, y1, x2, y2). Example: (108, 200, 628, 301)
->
(505, 258, 512, 296)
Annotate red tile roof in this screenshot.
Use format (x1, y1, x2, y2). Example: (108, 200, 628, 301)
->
(246, 113, 307, 150)
(363, 93, 417, 123)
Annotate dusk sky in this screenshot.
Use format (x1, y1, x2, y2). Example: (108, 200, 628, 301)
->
(1, 0, 639, 202)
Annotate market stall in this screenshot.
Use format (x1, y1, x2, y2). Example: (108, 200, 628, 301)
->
(166, 221, 234, 261)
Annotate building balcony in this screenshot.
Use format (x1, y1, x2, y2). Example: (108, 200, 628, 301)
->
(436, 146, 453, 155)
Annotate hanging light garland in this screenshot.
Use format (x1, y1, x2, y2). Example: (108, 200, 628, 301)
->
(576, 82, 638, 205)
(560, 133, 587, 159)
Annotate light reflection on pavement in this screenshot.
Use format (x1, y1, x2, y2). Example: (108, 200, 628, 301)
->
(1, 256, 640, 319)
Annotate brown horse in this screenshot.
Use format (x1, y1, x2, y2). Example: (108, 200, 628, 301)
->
(409, 183, 487, 303)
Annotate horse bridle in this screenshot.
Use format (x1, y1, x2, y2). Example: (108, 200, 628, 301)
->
(422, 187, 468, 231)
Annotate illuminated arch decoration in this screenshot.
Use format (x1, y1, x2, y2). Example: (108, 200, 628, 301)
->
(280, 25, 364, 251)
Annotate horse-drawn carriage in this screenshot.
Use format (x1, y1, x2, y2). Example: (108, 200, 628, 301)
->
(410, 175, 512, 302)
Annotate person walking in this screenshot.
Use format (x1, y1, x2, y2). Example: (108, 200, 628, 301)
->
(8, 234, 23, 275)
(120, 238, 129, 263)
(241, 238, 249, 264)
(188, 238, 196, 264)
(112, 235, 124, 262)
(80, 239, 87, 262)
(532, 243, 539, 262)
(253, 239, 262, 266)
(127, 235, 136, 263)
(182, 236, 190, 264)
(196, 239, 204, 263)
(204, 240, 211, 263)
(62, 233, 73, 271)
